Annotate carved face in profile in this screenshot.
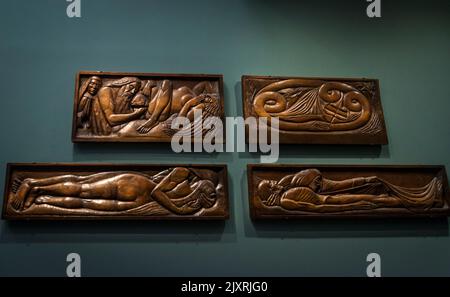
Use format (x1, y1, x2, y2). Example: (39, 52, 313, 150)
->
(123, 81, 141, 97)
(87, 77, 102, 95)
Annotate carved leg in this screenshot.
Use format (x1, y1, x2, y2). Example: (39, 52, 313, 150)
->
(35, 196, 140, 212)
(11, 176, 82, 211)
(11, 173, 125, 211)
(280, 199, 378, 213)
(23, 182, 83, 210)
(193, 81, 214, 95)
(179, 96, 204, 118)
(35, 196, 85, 209)
(323, 194, 402, 207)
(23, 175, 94, 188)
(366, 196, 403, 207)
(137, 80, 173, 133)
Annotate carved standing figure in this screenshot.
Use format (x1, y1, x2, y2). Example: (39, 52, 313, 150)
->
(76, 76, 102, 129)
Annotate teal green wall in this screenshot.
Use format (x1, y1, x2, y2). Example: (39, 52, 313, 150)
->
(0, 0, 449, 276)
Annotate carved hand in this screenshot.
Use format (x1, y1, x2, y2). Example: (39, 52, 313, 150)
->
(135, 108, 147, 115)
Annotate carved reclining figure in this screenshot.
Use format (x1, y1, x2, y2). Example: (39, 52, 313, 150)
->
(10, 167, 218, 215)
(257, 169, 442, 213)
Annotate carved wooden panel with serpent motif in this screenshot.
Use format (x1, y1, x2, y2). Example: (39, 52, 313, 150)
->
(242, 75, 388, 144)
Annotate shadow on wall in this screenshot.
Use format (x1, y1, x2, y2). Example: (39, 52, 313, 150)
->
(246, 218, 449, 238)
(0, 163, 238, 244)
(238, 144, 387, 160)
(239, 167, 449, 238)
(72, 142, 228, 161)
(0, 220, 236, 244)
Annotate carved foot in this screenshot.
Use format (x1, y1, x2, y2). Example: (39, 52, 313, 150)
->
(137, 121, 158, 134)
(11, 177, 24, 194)
(10, 180, 31, 211)
(10, 196, 24, 211)
(35, 196, 48, 205)
(22, 187, 40, 210)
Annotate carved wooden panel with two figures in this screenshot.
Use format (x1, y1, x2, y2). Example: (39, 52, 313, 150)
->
(72, 72, 224, 142)
(242, 75, 388, 144)
(248, 164, 449, 219)
(2, 164, 229, 220)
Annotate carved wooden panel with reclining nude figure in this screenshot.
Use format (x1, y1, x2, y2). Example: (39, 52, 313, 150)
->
(3, 163, 229, 220)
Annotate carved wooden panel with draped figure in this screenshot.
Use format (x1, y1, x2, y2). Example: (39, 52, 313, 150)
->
(2, 164, 229, 220)
(72, 71, 224, 142)
(242, 76, 388, 144)
(247, 164, 449, 219)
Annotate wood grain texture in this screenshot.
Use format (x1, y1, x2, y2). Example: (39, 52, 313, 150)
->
(247, 164, 449, 219)
(72, 71, 225, 143)
(242, 75, 388, 144)
(3, 163, 229, 220)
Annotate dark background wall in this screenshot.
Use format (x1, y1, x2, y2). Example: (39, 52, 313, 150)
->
(0, 0, 449, 276)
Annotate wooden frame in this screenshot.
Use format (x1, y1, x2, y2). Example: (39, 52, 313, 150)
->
(2, 163, 229, 220)
(72, 71, 225, 143)
(242, 75, 388, 145)
(247, 164, 449, 219)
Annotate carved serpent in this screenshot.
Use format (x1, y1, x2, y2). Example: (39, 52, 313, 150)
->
(252, 79, 372, 131)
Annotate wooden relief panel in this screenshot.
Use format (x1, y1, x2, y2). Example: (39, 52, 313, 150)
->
(247, 164, 449, 219)
(2, 164, 229, 220)
(242, 75, 388, 144)
(72, 71, 224, 142)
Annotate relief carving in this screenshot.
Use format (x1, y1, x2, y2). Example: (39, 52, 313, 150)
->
(242, 76, 388, 144)
(3, 164, 229, 220)
(73, 72, 224, 142)
(248, 165, 449, 218)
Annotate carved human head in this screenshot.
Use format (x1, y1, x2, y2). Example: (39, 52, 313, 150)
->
(257, 179, 278, 202)
(125, 80, 141, 96)
(87, 76, 102, 95)
(292, 169, 322, 192)
(107, 77, 142, 96)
